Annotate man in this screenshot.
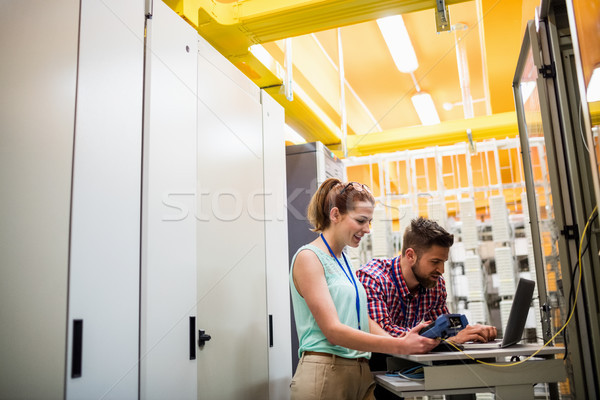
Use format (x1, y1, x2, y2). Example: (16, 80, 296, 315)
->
(357, 217, 497, 399)
(357, 216, 496, 345)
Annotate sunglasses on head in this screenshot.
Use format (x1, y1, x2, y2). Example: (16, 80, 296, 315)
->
(339, 181, 372, 195)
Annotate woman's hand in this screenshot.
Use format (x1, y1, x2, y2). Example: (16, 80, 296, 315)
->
(395, 322, 440, 354)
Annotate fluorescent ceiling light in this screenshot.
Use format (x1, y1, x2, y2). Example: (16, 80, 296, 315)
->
(411, 92, 440, 125)
(587, 66, 600, 103)
(377, 15, 418, 73)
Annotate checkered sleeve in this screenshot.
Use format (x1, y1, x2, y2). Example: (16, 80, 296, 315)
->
(357, 260, 409, 337)
(427, 276, 449, 321)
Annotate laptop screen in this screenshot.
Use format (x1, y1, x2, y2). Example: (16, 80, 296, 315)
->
(501, 277, 536, 347)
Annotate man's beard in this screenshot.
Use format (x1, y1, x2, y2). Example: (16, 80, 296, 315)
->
(411, 260, 439, 289)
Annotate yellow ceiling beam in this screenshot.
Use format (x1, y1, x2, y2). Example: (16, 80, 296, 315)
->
(265, 86, 342, 145)
(232, 49, 342, 145)
(162, 0, 475, 147)
(343, 111, 519, 157)
(166, 0, 471, 57)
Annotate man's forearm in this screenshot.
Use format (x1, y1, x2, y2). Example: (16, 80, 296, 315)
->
(377, 318, 409, 337)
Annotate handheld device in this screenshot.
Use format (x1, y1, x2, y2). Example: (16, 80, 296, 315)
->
(419, 314, 469, 339)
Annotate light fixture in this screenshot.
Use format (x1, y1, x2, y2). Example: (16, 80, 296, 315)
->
(376, 15, 418, 73)
(587, 66, 600, 103)
(411, 92, 441, 125)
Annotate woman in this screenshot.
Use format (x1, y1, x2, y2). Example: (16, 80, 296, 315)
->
(289, 178, 439, 400)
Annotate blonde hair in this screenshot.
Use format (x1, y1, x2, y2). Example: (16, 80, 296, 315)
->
(306, 178, 375, 232)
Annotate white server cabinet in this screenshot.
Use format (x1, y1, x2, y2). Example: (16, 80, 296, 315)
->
(66, 0, 145, 398)
(141, 1, 198, 399)
(262, 91, 293, 400)
(0, 1, 79, 398)
(196, 34, 270, 399)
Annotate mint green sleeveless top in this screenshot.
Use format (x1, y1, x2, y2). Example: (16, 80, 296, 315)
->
(290, 244, 371, 359)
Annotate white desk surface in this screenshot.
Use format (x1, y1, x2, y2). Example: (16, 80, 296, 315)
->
(391, 343, 564, 365)
(375, 345, 566, 399)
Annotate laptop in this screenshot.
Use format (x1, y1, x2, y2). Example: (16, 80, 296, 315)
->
(461, 277, 536, 350)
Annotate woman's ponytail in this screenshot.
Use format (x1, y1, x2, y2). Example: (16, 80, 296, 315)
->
(306, 178, 341, 232)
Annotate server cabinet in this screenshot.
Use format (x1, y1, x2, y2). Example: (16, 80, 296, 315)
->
(262, 92, 294, 400)
(286, 142, 345, 262)
(285, 142, 345, 371)
(0, 1, 79, 398)
(141, 1, 198, 398)
(66, 0, 144, 398)
(196, 33, 270, 399)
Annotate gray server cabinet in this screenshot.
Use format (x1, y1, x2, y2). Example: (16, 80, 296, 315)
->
(285, 141, 345, 371)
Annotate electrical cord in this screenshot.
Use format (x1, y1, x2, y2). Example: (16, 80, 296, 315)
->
(440, 206, 598, 367)
(563, 210, 598, 356)
(386, 365, 425, 381)
(395, 372, 424, 381)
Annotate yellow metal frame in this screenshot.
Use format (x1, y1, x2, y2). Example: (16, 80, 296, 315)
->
(164, 0, 521, 153)
(167, 0, 470, 56)
(343, 111, 519, 156)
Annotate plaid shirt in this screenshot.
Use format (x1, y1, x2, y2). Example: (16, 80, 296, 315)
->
(357, 256, 448, 337)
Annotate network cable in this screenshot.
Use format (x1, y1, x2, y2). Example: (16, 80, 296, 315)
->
(386, 365, 425, 381)
(563, 210, 598, 356)
(441, 205, 598, 367)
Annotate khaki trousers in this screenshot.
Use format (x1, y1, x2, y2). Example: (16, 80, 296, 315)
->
(290, 352, 376, 400)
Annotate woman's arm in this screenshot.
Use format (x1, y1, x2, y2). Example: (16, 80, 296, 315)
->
(293, 250, 438, 355)
(368, 317, 394, 337)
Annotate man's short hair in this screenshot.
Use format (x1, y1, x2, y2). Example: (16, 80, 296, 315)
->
(401, 217, 454, 256)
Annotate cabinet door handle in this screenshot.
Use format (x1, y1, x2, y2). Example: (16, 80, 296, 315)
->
(269, 314, 274, 347)
(198, 330, 211, 346)
(189, 316, 196, 360)
(72, 319, 83, 378)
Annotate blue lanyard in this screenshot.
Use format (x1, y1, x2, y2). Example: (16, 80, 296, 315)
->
(389, 257, 421, 328)
(320, 234, 361, 330)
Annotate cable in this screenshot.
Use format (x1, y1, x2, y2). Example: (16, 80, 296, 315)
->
(396, 372, 424, 381)
(386, 365, 425, 381)
(440, 205, 598, 367)
(563, 211, 598, 355)
(567, 212, 597, 311)
(578, 101, 591, 153)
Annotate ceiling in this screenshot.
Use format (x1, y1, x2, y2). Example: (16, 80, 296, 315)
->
(165, 0, 539, 156)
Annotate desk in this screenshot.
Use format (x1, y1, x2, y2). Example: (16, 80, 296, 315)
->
(374, 344, 565, 400)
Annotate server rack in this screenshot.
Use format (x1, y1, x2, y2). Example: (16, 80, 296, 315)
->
(285, 141, 345, 371)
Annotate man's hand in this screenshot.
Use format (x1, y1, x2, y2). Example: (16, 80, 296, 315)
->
(448, 324, 497, 344)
